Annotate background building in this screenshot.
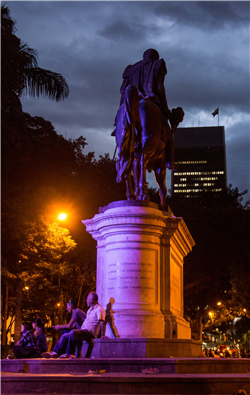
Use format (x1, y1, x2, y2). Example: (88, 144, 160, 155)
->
(171, 126, 227, 198)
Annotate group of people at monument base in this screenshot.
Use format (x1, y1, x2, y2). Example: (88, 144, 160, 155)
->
(12, 317, 48, 359)
(9, 291, 250, 360)
(12, 292, 106, 359)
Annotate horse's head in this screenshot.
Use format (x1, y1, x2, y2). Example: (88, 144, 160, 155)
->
(170, 107, 185, 132)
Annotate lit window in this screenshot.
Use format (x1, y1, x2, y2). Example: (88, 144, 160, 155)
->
(177, 161, 207, 164)
(175, 171, 224, 176)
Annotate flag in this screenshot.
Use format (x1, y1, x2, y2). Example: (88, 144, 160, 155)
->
(212, 108, 219, 117)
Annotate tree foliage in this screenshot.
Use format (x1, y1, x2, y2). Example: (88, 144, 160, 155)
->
(1, 3, 69, 112)
(1, 106, 125, 338)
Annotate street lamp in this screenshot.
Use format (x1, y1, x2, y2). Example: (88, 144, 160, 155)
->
(58, 213, 67, 221)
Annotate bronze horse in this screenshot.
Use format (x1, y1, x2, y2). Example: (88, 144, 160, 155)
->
(115, 84, 184, 205)
(116, 85, 184, 205)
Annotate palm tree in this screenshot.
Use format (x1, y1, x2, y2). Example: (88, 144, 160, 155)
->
(1, 5, 70, 345)
(1, 4, 69, 121)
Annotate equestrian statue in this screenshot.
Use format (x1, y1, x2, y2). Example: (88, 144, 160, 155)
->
(112, 49, 184, 206)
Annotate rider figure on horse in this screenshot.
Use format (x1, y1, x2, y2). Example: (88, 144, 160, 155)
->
(113, 48, 177, 170)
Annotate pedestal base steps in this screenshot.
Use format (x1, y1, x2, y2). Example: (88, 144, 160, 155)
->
(2, 372, 249, 395)
(2, 358, 250, 395)
(88, 338, 202, 358)
(2, 357, 250, 374)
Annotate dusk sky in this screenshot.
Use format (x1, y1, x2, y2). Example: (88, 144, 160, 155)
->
(6, 1, 250, 202)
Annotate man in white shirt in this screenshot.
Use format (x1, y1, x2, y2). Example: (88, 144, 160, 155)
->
(42, 292, 106, 358)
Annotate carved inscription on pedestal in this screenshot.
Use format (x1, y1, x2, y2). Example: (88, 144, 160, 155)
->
(107, 249, 157, 304)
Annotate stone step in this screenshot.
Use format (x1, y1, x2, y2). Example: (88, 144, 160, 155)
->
(86, 338, 202, 358)
(1, 371, 250, 394)
(2, 357, 250, 375)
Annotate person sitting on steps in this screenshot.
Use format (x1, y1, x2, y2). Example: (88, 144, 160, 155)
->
(33, 317, 48, 355)
(13, 321, 40, 359)
(53, 299, 86, 336)
(42, 292, 106, 359)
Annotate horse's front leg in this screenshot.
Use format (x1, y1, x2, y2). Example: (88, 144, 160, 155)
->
(139, 153, 149, 201)
(154, 166, 167, 206)
(125, 173, 135, 200)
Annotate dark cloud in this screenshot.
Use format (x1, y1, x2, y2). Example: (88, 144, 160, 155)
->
(98, 20, 144, 41)
(6, 1, 250, 201)
(155, 41, 250, 115)
(155, 1, 250, 31)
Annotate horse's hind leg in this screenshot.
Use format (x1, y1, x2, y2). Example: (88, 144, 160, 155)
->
(154, 167, 167, 206)
(132, 156, 140, 199)
(139, 153, 149, 201)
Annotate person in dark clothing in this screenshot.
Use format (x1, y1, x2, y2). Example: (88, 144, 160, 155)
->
(33, 317, 47, 354)
(53, 299, 86, 335)
(240, 344, 247, 358)
(13, 322, 40, 359)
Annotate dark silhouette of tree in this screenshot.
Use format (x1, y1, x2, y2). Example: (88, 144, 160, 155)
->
(1, 106, 125, 344)
(1, 4, 69, 124)
(1, 4, 70, 345)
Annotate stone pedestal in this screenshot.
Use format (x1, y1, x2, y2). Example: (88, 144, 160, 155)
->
(82, 201, 195, 340)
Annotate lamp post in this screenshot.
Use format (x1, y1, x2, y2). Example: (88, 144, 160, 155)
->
(57, 213, 67, 323)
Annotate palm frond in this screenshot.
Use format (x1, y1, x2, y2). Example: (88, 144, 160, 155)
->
(19, 43, 38, 68)
(1, 4, 17, 34)
(22, 67, 69, 101)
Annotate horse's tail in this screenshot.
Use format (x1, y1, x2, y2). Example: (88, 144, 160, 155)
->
(116, 84, 140, 183)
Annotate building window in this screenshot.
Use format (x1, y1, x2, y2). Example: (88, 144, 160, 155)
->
(174, 171, 224, 176)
